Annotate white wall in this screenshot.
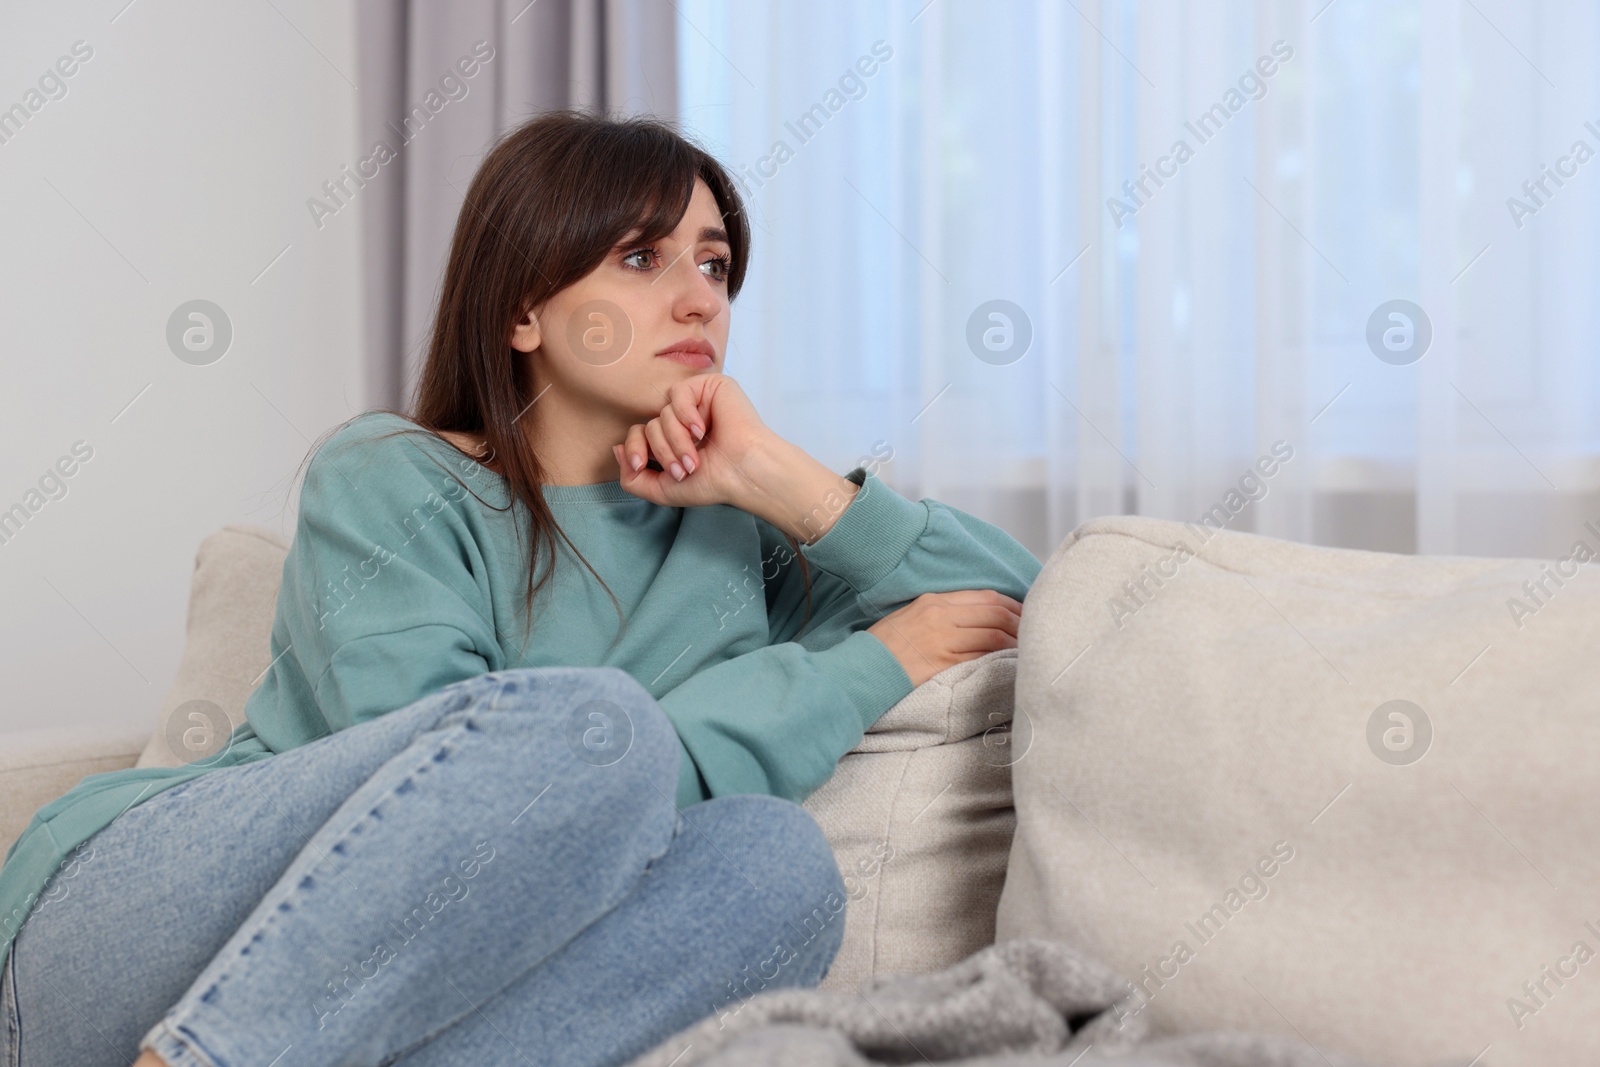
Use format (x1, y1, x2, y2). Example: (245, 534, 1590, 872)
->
(0, 0, 363, 734)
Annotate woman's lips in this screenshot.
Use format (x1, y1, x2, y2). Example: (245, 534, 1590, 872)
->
(656, 350, 713, 369)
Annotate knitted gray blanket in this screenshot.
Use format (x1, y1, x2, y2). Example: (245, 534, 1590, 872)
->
(625, 937, 1480, 1067)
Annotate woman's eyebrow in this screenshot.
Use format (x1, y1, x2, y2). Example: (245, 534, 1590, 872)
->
(614, 226, 728, 248)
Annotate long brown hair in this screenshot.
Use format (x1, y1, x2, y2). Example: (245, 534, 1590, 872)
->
(300, 108, 813, 658)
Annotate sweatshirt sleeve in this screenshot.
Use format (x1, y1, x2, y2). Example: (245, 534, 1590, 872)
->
(763, 465, 1042, 651)
(275, 416, 501, 736)
(658, 630, 913, 807)
(663, 465, 1042, 807)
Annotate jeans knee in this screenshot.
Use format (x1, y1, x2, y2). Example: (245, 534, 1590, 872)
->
(476, 665, 680, 796)
(698, 796, 847, 918)
(765, 798, 842, 890)
(565, 668, 678, 791)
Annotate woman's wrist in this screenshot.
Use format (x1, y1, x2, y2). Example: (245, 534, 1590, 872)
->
(738, 436, 860, 544)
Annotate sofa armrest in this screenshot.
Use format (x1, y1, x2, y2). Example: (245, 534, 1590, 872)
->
(0, 729, 148, 855)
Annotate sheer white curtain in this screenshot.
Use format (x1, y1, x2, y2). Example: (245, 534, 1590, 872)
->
(677, 0, 1600, 563)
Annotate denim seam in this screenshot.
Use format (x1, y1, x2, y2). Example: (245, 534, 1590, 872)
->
(485, 672, 528, 709)
(2, 939, 19, 1067)
(144, 1017, 225, 1067)
(156, 729, 469, 1060)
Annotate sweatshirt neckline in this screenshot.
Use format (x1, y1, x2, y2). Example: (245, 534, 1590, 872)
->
(402, 417, 647, 504)
(539, 480, 641, 504)
(466, 464, 641, 504)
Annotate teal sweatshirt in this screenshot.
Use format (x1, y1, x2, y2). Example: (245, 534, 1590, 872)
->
(0, 412, 1041, 969)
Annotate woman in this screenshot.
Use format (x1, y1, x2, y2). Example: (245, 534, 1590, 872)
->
(0, 109, 1039, 1067)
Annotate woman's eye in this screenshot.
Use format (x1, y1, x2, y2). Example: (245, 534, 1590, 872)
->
(624, 247, 730, 280)
(701, 255, 732, 282)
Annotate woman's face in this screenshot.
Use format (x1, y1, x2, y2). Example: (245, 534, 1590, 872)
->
(515, 177, 733, 426)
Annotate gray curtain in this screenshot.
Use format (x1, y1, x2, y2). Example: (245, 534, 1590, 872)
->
(353, 0, 678, 411)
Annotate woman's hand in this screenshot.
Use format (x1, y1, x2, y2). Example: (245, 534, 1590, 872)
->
(612, 373, 775, 509)
(611, 371, 863, 545)
(867, 590, 1024, 689)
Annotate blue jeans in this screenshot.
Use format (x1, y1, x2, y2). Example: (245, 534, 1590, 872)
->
(0, 667, 846, 1067)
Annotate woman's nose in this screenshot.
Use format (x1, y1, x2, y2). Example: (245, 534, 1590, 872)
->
(666, 261, 721, 317)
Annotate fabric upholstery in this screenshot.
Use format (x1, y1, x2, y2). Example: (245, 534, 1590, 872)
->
(997, 514, 1600, 1067)
(803, 649, 1019, 991)
(135, 525, 288, 769)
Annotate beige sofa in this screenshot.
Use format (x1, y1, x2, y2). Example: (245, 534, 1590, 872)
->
(6, 516, 1594, 1067)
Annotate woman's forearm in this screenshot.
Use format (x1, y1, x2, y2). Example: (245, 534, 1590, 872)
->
(737, 437, 861, 544)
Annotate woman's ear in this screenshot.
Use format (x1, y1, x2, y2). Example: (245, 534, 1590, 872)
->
(510, 304, 542, 354)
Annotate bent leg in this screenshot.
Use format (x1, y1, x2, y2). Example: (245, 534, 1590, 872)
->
(393, 793, 848, 1067)
(8, 666, 681, 1067)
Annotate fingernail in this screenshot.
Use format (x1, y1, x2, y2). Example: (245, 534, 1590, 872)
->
(680, 453, 696, 474)
(691, 423, 705, 440)
(670, 461, 685, 481)
(631, 454, 643, 472)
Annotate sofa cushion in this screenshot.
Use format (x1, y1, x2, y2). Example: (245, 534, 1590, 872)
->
(802, 648, 1018, 991)
(135, 525, 288, 769)
(0, 730, 148, 856)
(140, 523, 1018, 991)
(996, 514, 1600, 1067)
